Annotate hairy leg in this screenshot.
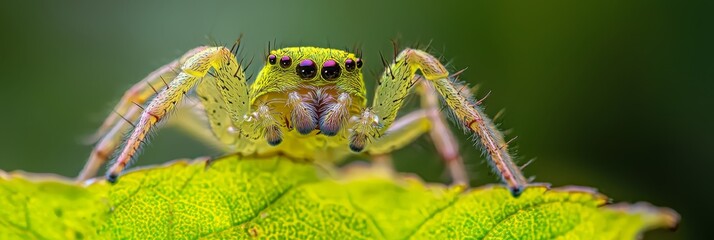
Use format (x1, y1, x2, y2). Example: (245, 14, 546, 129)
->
(105, 45, 250, 182)
(86, 47, 206, 143)
(77, 48, 207, 181)
(77, 106, 140, 181)
(364, 78, 468, 185)
(77, 97, 234, 181)
(353, 48, 527, 196)
(418, 79, 469, 186)
(165, 101, 234, 153)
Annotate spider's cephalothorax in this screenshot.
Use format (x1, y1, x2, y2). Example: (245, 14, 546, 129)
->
(79, 40, 529, 197)
(249, 48, 367, 148)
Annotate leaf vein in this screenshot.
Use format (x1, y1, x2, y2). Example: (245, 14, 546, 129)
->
(110, 174, 148, 210)
(481, 200, 588, 239)
(196, 182, 297, 238)
(346, 189, 385, 239)
(403, 194, 460, 240)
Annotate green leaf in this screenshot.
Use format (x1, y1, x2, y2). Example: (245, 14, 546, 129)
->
(0, 156, 679, 239)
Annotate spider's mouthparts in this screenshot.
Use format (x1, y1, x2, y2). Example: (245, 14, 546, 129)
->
(317, 93, 350, 136)
(287, 92, 318, 134)
(288, 88, 352, 136)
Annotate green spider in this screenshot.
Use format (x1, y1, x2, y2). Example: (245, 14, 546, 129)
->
(77, 38, 529, 197)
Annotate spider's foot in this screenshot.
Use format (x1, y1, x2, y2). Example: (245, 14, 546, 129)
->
(510, 185, 526, 198)
(348, 132, 368, 152)
(509, 183, 551, 198)
(349, 142, 364, 152)
(106, 173, 119, 184)
(267, 137, 282, 146)
(265, 125, 283, 146)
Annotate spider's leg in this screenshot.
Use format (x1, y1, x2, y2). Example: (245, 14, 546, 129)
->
(106, 46, 250, 182)
(355, 48, 527, 197)
(364, 79, 468, 186)
(87, 47, 206, 143)
(418, 78, 468, 185)
(190, 59, 271, 153)
(78, 99, 233, 182)
(77, 47, 209, 181)
(193, 74, 240, 146)
(165, 101, 234, 153)
(366, 110, 430, 155)
(77, 106, 140, 181)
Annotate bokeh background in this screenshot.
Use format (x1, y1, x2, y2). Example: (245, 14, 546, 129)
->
(0, 1, 710, 239)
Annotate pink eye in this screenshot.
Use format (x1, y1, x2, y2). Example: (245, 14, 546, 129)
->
(280, 56, 292, 68)
(268, 55, 277, 65)
(321, 59, 341, 81)
(296, 59, 317, 80)
(345, 58, 356, 72)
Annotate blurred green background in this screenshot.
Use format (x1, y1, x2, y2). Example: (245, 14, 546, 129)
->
(0, 1, 710, 239)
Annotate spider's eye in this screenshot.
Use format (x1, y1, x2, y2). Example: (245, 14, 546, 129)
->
(345, 58, 356, 72)
(268, 55, 277, 65)
(295, 59, 317, 80)
(321, 59, 341, 81)
(280, 56, 292, 68)
(356, 58, 363, 68)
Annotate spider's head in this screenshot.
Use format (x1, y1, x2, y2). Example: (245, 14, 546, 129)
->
(251, 47, 366, 103)
(249, 47, 367, 136)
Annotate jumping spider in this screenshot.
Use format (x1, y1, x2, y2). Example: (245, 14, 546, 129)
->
(77, 38, 529, 197)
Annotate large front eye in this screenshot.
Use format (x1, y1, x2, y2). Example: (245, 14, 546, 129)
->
(268, 55, 277, 65)
(296, 59, 317, 80)
(321, 59, 341, 81)
(280, 56, 292, 68)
